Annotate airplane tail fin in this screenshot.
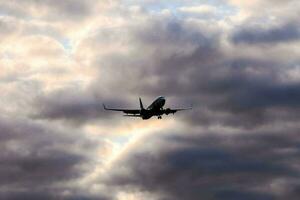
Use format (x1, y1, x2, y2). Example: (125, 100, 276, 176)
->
(139, 97, 144, 110)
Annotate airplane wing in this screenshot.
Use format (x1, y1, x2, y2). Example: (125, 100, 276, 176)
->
(123, 114, 142, 117)
(164, 107, 192, 114)
(103, 104, 140, 114)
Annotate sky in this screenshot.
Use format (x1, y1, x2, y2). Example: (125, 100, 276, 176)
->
(1, 0, 300, 199)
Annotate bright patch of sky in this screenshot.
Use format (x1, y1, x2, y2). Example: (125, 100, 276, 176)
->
(123, 0, 237, 18)
(61, 38, 72, 52)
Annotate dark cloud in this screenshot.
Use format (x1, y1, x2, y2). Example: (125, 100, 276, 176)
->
(232, 23, 300, 44)
(34, 90, 105, 123)
(32, 15, 300, 128)
(32, 17, 221, 123)
(0, 191, 109, 200)
(129, 19, 300, 128)
(105, 129, 300, 200)
(4, 1, 300, 199)
(0, 116, 108, 199)
(33, 88, 136, 124)
(111, 18, 300, 128)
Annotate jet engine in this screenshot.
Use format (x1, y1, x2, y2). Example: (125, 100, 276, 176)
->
(164, 108, 172, 115)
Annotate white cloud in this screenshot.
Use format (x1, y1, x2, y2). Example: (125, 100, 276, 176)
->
(178, 5, 217, 15)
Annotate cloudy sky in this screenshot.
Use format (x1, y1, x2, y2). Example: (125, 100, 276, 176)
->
(1, 0, 300, 199)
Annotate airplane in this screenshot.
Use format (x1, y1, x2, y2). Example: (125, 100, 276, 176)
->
(103, 96, 191, 120)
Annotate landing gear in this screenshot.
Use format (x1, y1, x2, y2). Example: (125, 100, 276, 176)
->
(158, 116, 162, 119)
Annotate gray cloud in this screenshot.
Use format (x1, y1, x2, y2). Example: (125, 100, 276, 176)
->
(32, 15, 300, 128)
(2, 0, 300, 199)
(0, 18, 19, 38)
(0, 190, 110, 200)
(33, 17, 221, 122)
(0, 116, 109, 199)
(0, 0, 97, 21)
(232, 23, 300, 44)
(33, 88, 137, 124)
(104, 128, 300, 200)
(0, 192, 108, 200)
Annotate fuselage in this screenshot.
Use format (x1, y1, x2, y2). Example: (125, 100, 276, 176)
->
(141, 96, 166, 119)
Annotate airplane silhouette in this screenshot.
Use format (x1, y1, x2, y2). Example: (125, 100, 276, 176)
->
(103, 96, 191, 119)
